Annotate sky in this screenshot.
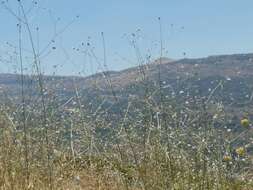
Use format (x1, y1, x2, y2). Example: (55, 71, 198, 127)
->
(0, 0, 253, 76)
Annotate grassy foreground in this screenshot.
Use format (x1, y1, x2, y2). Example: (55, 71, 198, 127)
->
(0, 103, 252, 190)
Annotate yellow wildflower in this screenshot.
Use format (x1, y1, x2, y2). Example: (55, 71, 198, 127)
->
(223, 155, 232, 162)
(240, 118, 250, 128)
(235, 147, 246, 157)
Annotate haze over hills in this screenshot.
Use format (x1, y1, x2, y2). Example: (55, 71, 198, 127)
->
(1, 52, 253, 117)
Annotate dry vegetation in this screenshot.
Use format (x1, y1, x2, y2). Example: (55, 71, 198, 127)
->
(0, 98, 253, 190)
(0, 1, 253, 190)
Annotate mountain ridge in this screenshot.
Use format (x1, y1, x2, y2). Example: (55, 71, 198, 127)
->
(1, 52, 253, 111)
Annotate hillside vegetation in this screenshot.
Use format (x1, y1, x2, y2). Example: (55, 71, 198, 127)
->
(0, 1, 253, 189)
(0, 54, 253, 189)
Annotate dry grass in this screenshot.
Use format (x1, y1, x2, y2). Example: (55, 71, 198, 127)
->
(0, 1, 252, 189)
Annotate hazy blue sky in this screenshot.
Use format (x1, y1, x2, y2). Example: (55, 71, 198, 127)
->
(0, 0, 253, 75)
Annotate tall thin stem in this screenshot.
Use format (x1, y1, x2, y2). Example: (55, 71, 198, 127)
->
(19, 2, 52, 189)
(18, 9, 29, 186)
(158, 17, 163, 107)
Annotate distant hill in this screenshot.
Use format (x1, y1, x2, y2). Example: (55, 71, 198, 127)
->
(1, 53, 253, 118)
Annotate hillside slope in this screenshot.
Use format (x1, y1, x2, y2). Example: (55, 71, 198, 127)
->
(1, 53, 253, 115)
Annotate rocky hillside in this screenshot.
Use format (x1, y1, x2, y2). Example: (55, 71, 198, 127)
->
(1, 53, 253, 116)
